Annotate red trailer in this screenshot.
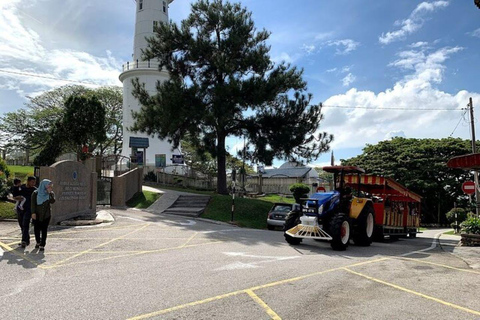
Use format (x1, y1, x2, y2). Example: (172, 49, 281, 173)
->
(344, 175, 422, 238)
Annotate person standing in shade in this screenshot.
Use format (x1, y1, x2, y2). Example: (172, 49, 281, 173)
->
(31, 179, 55, 251)
(15, 177, 37, 248)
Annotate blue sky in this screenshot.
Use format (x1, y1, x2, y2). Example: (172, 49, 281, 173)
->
(1, 0, 479, 168)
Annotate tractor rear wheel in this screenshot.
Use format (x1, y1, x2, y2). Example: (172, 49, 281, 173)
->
(330, 213, 351, 251)
(283, 212, 302, 245)
(353, 206, 375, 246)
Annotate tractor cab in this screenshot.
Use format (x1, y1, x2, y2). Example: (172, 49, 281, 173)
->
(284, 165, 375, 251)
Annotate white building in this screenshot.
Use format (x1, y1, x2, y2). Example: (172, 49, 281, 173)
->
(119, 0, 180, 168)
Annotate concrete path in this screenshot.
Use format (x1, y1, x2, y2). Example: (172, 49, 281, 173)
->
(142, 185, 211, 217)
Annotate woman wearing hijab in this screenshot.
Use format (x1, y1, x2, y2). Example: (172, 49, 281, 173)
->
(31, 179, 56, 251)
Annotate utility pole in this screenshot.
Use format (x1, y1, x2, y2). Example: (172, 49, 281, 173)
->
(468, 97, 480, 217)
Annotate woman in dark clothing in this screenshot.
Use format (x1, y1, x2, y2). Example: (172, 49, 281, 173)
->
(31, 179, 55, 251)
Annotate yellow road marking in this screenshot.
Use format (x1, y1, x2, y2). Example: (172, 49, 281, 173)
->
(246, 290, 281, 320)
(128, 257, 389, 319)
(399, 257, 480, 275)
(42, 240, 224, 269)
(0, 241, 43, 268)
(48, 223, 151, 267)
(179, 232, 197, 248)
(343, 267, 480, 316)
(128, 290, 243, 319)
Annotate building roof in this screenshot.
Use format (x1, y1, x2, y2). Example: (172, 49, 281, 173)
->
(254, 167, 313, 178)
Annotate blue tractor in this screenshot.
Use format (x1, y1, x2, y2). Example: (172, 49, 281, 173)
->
(284, 166, 375, 251)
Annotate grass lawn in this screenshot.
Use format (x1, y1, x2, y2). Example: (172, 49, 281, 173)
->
(443, 230, 460, 236)
(258, 194, 295, 204)
(143, 183, 285, 229)
(0, 201, 16, 220)
(203, 194, 273, 229)
(126, 191, 162, 209)
(7, 165, 35, 181)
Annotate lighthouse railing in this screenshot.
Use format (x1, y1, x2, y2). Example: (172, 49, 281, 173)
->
(121, 60, 162, 72)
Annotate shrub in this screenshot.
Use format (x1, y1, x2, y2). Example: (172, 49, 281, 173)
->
(460, 216, 480, 235)
(445, 207, 468, 224)
(144, 171, 157, 182)
(0, 158, 10, 178)
(289, 183, 310, 204)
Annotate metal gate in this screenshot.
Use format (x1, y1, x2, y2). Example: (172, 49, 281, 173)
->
(97, 176, 113, 205)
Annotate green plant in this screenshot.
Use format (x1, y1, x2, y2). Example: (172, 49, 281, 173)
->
(445, 207, 469, 224)
(460, 216, 480, 235)
(289, 183, 310, 204)
(144, 171, 157, 182)
(0, 158, 10, 178)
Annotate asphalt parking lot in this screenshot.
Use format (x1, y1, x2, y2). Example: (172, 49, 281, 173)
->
(1, 208, 479, 320)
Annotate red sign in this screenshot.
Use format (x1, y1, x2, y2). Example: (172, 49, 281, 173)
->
(462, 181, 476, 195)
(447, 154, 480, 169)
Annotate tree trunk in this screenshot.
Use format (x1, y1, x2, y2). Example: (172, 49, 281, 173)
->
(217, 133, 228, 195)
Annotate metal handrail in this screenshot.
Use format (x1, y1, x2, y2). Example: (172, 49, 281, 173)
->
(121, 60, 164, 72)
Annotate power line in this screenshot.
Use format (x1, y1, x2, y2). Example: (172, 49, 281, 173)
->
(0, 69, 109, 86)
(321, 104, 464, 111)
(449, 109, 468, 137)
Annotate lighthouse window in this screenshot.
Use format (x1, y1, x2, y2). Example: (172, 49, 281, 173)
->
(139, 0, 143, 10)
(163, 1, 167, 13)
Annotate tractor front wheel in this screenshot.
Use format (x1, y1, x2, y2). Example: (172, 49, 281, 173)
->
(353, 206, 375, 246)
(330, 213, 351, 251)
(283, 212, 302, 245)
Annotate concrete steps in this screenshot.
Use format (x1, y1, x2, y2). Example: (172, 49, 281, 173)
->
(162, 195, 211, 217)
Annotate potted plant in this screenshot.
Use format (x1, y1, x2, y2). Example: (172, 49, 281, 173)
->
(289, 183, 310, 204)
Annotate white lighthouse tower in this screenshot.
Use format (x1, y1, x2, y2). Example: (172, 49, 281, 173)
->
(119, 0, 177, 168)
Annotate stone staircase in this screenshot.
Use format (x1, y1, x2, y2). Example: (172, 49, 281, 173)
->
(162, 195, 211, 217)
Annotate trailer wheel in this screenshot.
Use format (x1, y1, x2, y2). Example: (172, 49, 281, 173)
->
(409, 231, 417, 238)
(353, 206, 375, 246)
(330, 213, 350, 251)
(284, 212, 302, 245)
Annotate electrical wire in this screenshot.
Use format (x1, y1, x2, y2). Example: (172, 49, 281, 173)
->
(322, 104, 463, 111)
(449, 109, 468, 137)
(0, 69, 109, 86)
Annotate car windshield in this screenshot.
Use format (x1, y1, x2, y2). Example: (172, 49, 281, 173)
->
(272, 205, 291, 212)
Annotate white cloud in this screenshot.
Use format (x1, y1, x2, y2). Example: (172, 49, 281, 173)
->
(342, 73, 356, 87)
(321, 46, 476, 150)
(301, 44, 316, 55)
(326, 68, 337, 73)
(0, 1, 122, 102)
(326, 39, 359, 55)
(385, 131, 406, 139)
(379, 1, 449, 45)
(469, 28, 480, 38)
(409, 41, 429, 48)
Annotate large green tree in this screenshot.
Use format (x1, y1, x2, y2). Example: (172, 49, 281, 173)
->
(341, 137, 474, 223)
(0, 85, 123, 160)
(131, 0, 332, 194)
(34, 95, 107, 166)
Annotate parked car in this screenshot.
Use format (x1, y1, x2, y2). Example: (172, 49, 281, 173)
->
(267, 203, 293, 230)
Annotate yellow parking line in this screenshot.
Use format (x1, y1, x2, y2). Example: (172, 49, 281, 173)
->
(42, 240, 224, 269)
(245, 290, 281, 320)
(48, 223, 151, 268)
(179, 232, 198, 248)
(127, 257, 389, 319)
(399, 257, 480, 275)
(0, 241, 43, 268)
(128, 289, 243, 319)
(343, 267, 480, 316)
